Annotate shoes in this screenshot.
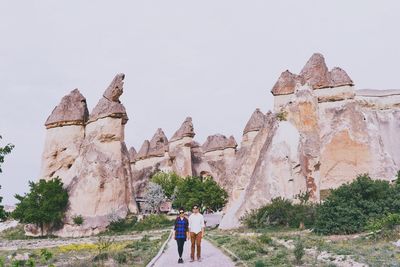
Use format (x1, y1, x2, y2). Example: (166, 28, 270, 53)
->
(197, 257, 202, 262)
(178, 258, 184, 264)
(190, 258, 195, 262)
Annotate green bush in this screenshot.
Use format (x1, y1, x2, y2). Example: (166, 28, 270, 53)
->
(293, 238, 305, 265)
(314, 174, 400, 235)
(240, 197, 316, 229)
(72, 215, 84, 226)
(366, 213, 400, 240)
(113, 251, 127, 264)
(132, 214, 173, 231)
(107, 216, 137, 233)
(257, 234, 273, 245)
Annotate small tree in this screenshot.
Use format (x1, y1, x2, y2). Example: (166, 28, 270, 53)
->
(0, 135, 14, 221)
(151, 172, 183, 199)
(12, 177, 69, 236)
(173, 176, 228, 211)
(143, 182, 166, 213)
(0, 135, 14, 174)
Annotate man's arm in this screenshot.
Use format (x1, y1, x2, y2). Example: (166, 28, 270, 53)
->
(201, 215, 205, 236)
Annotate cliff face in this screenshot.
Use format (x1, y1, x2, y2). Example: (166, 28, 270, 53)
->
(38, 74, 137, 237)
(220, 54, 400, 229)
(38, 53, 400, 235)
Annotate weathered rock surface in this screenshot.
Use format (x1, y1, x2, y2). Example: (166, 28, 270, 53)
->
(38, 74, 137, 237)
(38, 53, 400, 233)
(45, 89, 89, 129)
(89, 73, 128, 124)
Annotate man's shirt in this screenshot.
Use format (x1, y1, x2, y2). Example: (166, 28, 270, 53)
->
(188, 213, 205, 234)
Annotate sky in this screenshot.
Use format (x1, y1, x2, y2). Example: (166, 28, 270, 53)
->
(0, 0, 399, 205)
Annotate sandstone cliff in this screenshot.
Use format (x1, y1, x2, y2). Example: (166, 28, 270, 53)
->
(38, 74, 137, 237)
(38, 53, 400, 234)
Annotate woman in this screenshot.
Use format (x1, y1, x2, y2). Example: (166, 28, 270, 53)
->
(174, 207, 189, 264)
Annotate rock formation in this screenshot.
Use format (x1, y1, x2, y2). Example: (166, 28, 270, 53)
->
(219, 53, 400, 229)
(38, 53, 400, 234)
(39, 74, 137, 237)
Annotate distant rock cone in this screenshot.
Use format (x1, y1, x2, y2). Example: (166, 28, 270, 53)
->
(128, 147, 137, 163)
(148, 128, 169, 157)
(170, 117, 195, 142)
(299, 53, 330, 89)
(243, 108, 267, 135)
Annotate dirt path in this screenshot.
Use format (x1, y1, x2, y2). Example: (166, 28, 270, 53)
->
(151, 235, 235, 267)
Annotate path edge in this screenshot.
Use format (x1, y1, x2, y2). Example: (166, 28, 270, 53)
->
(146, 229, 174, 267)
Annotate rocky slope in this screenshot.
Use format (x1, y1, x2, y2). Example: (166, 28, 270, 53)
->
(38, 53, 400, 235)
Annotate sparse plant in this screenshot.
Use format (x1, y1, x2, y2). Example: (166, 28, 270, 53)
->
(258, 233, 273, 245)
(72, 215, 84, 226)
(40, 249, 53, 263)
(276, 110, 288, 121)
(293, 237, 305, 265)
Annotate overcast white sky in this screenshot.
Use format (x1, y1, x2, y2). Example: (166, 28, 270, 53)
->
(1, 1, 399, 204)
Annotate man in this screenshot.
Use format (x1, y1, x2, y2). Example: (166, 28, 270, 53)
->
(188, 205, 205, 262)
(174, 208, 189, 264)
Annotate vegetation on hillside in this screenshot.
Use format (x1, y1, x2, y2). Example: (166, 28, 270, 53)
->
(150, 172, 228, 212)
(12, 178, 69, 236)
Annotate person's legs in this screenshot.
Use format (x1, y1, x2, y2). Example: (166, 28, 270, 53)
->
(196, 233, 202, 259)
(176, 238, 185, 258)
(190, 232, 196, 260)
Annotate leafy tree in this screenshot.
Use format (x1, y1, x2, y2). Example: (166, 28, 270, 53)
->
(173, 176, 228, 211)
(12, 177, 69, 236)
(0, 135, 14, 173)
(143, 182, 166, 213)
(150, 172, 183, 199)
(0, 186, 7, 222)
(0, 135, 14, 222)
(314, 174, 400, 235)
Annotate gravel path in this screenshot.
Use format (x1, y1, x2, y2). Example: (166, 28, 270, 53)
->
(152, 235, 235, 267)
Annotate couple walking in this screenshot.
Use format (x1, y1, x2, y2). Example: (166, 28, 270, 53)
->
(174, 205, 205, 264)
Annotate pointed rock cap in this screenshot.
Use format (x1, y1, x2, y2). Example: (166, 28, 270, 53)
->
(128, 147, 137, 163)
(136, 140, 150, 160)
(103, 73, 125, 101)
(148, 128, 169, 157)
(299, 53, 330, 89)
(202, 134, 238, 153)
(170, 117, 195, 142)
(271, 70, 303, 96)
(227, 135, 238, 148)
(45, 89, 89, 129)
(243, 108, 267, 135)
(329, 67, 354, 87)
(88, 73, 129, 124)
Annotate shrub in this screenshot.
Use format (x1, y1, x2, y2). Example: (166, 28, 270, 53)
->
(276, 110, 288, 121)
(40, 249, 53, 263)
(241, 197, 316, 229)
(107, 216, 137, 233)
(258, 234, 273, 245)
(132, 214, 173, 231)
(293, 238, 305, 265)
(113, 252, 127, 264)
(366, 213, 400, 240)
(314, 174, 400, 235)
(255, 260, 266, 267)
(72, 215, 84, 226)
